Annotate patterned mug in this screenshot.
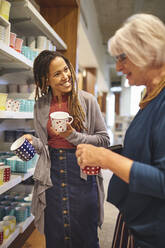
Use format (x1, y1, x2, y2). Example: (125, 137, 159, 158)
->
(10, 136, 36, 161)
(50, 111, 73, 132)
(82, 166, 101, 175)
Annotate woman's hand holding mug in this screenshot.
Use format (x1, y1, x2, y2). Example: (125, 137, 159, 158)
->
(23, 134, 33, 144)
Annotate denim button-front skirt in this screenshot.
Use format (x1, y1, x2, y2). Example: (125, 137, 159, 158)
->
(44, 147, 99, 248)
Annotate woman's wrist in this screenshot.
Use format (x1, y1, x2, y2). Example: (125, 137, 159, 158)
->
(97, 147, 108, 169)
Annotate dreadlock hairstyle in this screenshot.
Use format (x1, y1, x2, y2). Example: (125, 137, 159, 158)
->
(33, 50, 86, 131)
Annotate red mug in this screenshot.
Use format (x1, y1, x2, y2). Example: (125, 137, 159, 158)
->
(82, 166, 101, 175)
(0, 225, 3, 244)
(1, 166, 11, 182)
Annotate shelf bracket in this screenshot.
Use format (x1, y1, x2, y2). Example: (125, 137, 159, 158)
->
(0, 68, 31, 76)
(10, 18, 32, 24)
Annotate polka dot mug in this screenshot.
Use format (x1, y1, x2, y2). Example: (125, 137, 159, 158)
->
(10, 136, 36, 161)
(50, 111, 73, 132)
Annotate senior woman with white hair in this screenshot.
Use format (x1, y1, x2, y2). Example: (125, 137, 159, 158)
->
(76, 13, 165, 248)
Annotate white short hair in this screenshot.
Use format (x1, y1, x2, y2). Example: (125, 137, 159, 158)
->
(108, 13, 165, 68)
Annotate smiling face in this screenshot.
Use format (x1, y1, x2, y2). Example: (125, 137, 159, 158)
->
(47, 56, 72, 97)
(116, 56, 149, 87)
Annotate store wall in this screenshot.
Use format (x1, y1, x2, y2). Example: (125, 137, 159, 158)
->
(96, 70, 109, 92)
(120, 85, 145, 117)
(120, 87, 131, 116)
(106, 92, 115, 128)
(130, 86, 145, 116)
(79, 0, 109, 88)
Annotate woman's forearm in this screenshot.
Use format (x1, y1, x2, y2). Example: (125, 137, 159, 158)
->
(99, 147, 133, 183)
(76, 144, 133, 183)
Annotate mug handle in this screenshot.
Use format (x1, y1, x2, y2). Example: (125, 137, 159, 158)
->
(68, 116, 73, 124)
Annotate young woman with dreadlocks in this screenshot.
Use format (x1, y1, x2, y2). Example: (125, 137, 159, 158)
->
(24, 50, 110, 248)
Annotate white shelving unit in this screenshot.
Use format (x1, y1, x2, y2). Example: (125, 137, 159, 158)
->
(20, 168, 35, 181)
(0, 227, 20, 248)
(0, 175, 22, 195)
(19, 215, 34, 233)
(0, 168, 35, 195)
(0, 41, 33, 70)
(0, 170, 35, 247)
(10, 0, 67, 50)
(0, 215, 34, 248)
(0, 40, 33, 85)
(0, 111, 33, 119)
(0, 1, 68, 247)
(0, 16, 10, 46)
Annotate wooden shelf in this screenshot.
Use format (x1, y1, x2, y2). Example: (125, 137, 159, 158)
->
(36, 0, 79, 7)
(10, 0, 67, 50)
(0, 111, 33, 119)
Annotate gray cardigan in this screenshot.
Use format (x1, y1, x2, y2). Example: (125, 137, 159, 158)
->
(31, 89, 110, 233)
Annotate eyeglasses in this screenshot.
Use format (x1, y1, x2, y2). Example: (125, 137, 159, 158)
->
(114, 53, 127, 63)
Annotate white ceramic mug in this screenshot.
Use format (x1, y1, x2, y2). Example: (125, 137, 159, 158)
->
(50, 111, 73, 132)
(27, 36, 36, 49)
(15, 38, 23, 53)
(37, 35, 47, 49)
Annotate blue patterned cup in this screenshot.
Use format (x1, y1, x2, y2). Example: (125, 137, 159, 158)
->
(10, 136, 36, 161)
